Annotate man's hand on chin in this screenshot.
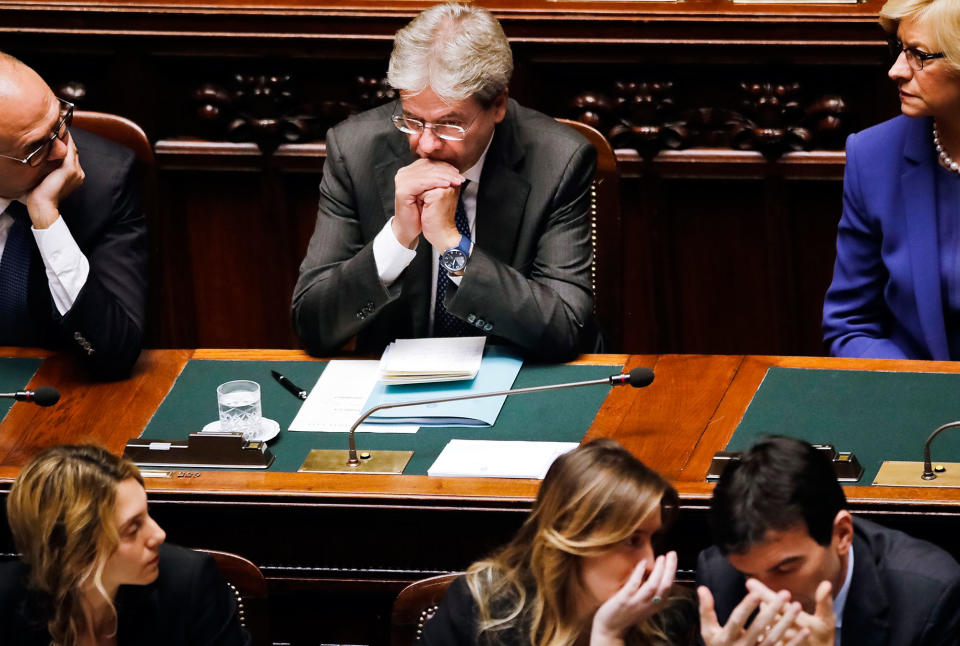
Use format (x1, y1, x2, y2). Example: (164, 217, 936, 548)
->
(22, 132, 85, 229)
(393, 158, 463, 248)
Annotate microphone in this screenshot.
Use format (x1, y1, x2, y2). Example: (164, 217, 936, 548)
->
(334, 366, 654, 470)
(0, 386, 61, 407)
(922, 420, 960, 480)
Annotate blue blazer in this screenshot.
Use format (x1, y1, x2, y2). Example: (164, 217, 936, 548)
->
(823, 115, 950, 360)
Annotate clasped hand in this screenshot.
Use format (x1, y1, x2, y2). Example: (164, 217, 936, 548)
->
(393, 158, 464, 250)
(698, 579, 835, 646)
(590, 551, 677, 646)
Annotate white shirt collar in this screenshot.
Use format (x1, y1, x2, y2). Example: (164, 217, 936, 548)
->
(0, 197, 11, 215)
(833, 542, 854, 631)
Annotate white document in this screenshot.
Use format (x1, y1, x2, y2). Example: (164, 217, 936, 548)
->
(380, 337, 486, 384)
(427, 440, 579, 478)
(287, 360, 419, 434)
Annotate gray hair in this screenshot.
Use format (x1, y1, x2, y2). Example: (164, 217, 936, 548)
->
(387, 3, 513, 106)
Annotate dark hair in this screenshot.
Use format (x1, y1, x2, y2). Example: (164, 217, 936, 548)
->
(710, 436, 846, 555)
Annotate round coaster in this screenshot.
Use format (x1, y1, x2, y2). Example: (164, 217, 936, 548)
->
(201, 417, 280, 442)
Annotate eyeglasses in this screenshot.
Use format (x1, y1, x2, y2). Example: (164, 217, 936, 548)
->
(888, 37, 946, 71)
(0, 99, 74, 167)
(390, 106, 479, 142)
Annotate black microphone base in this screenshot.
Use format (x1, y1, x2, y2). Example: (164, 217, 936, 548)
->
(298, 449, 413, 474)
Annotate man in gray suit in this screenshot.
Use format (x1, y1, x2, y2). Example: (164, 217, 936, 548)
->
(292, 2, 599, 360)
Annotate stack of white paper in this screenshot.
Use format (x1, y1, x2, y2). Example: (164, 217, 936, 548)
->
(287, 360, 419, 434)
(379, 337, 486, 384)
(428, 440, 579, 478)
(365, 347, 523, 426)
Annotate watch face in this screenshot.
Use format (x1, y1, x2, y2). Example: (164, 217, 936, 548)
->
(441, 249, 467, 272)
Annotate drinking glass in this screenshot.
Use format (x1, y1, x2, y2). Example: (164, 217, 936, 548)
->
(217, 380, 262, 439)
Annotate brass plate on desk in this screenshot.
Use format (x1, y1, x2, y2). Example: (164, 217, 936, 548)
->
(874, 461, 960, 487)
(299, 449, 413, 474)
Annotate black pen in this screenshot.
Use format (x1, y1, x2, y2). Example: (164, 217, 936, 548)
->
(271, 370, 308, 401)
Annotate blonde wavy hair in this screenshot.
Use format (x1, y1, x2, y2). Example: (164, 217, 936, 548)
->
(387, 2, 513, 106)
(880, 0, 960, 71)
(6, 445, 143, 646)
(465, 439, 682, 646)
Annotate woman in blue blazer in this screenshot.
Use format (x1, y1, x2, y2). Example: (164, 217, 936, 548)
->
(823, 0, 960, 360)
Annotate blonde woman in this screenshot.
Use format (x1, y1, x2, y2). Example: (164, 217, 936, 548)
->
(823, 0, 960, 360)
(420, 439, 695, 646)
(0, 445, 249, 646)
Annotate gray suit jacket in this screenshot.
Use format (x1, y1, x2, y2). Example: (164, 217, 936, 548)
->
(292, 99, 599, 360)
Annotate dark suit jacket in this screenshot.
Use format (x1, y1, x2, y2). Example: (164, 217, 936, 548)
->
(292, 99, 599, 361)
(0, 543, 250, 646)
(9, 127, 146, 379)
(696, 518, 960, 646)
(421, 575, 698, 646)
(823, 115, 951, 360)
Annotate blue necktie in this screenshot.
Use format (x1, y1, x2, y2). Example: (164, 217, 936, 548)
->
(433, 182, 480, 338)
(0, 205, 34, 345)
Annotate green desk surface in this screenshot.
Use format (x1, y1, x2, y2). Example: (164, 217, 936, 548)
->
(141, 359, 622, 474)
(730, 367, 960, 484)
(0, 357, 43, 424)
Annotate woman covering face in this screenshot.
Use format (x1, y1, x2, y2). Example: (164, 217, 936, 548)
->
(823, 0, 960, 360)
(420, 439, 695, 646)
(0, 445, 250, 646)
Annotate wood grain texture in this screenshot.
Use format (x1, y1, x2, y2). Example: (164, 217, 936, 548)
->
(0, 350, 190, 466)
(3, 349, 959, 645)
(3, 351, 959, 505)
(3, 1, 898, 354)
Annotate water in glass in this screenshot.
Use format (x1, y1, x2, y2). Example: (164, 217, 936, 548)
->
(217, 380, 262, 439)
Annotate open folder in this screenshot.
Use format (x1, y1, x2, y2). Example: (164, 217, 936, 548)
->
(362, 346, 523, 426)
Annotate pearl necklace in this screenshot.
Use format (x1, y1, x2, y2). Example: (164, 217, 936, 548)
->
(933, 122, 960, 175)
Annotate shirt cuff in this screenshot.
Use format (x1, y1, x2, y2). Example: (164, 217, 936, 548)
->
(32, 215, 90, 316)
(373, 217, 418, 286)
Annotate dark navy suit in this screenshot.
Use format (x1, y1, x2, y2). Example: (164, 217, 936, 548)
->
(697, 518, 960, 646)
(7, 128, 146, 378)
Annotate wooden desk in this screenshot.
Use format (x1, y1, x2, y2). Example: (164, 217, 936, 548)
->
(2, 350, 959, 645)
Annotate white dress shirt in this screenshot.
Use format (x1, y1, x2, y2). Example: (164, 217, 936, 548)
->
(372, 136, 492, 329)
(0, 197, 90, 315)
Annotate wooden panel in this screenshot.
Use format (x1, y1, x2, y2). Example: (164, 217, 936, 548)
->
(611, 354, 743, 480)
(3, 350, 960, 644)
(0, 350, 190, 466)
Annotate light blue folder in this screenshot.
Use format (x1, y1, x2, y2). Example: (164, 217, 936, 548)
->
(362, 346, 523, 426)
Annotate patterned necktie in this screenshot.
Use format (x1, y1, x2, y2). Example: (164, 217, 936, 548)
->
(433, 181, 480, 337)
(0, 205, 34, 345)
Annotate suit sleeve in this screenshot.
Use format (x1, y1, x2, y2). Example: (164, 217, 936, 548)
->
(185, 552, 251, 646)
(291, 125, 400, 355)
(917, 576, 960, 646)
(446, 142, 597, 361)
(822, 132, 908, 359)
(59, 148, 146, 379)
